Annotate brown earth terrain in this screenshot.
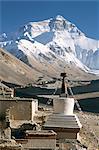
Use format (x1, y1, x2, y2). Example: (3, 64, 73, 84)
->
(76, 111, 99, 150)
(0, 47, 99, 87)
(0, 48, 43, 85)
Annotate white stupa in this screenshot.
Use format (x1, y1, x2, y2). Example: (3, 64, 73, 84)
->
(43, 72, 82, 140)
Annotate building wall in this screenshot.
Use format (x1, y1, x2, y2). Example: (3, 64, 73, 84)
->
(10, 101, 32, 120)
(57, 131, 77, 139)
(0, 99, 38, 121)
(43, 127, 79, 140)
(16, 138, 56, 150)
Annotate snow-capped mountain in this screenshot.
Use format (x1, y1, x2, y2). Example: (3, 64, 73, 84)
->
(0, 15, 99, 80)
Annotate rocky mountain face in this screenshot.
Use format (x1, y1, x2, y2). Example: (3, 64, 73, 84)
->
(0, 15, 99, 81)
(0, 48, 44, 85)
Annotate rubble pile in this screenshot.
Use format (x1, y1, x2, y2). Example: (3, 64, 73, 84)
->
(0, 139, 23, 150)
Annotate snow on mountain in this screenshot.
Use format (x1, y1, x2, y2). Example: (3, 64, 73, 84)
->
(0, 15, 99, 78)
(0, 33, 7, 42)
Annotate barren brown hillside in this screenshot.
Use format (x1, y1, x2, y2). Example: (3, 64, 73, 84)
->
(0, 48, 43, 85)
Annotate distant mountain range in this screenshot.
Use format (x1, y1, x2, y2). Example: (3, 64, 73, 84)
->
(0, 15, 99, 84)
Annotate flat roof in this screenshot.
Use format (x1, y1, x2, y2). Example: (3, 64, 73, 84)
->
(37, 95, 73, 99)
(0, 97, 38, 102)
(37, 95, 60, 99)
(25, 130, 56, 136)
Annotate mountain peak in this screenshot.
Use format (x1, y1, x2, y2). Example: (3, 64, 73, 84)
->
(0, 33, 7, 42)
(55, 15, 65, 21)
(0, 16, 99, 76)
(49, 15, 68, 31)
(49, 15, 83, 37)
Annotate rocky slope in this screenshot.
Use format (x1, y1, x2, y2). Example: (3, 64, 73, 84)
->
(0, 48, 43, 85)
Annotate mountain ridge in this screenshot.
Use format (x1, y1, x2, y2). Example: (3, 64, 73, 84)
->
(0, 15, 99, 81)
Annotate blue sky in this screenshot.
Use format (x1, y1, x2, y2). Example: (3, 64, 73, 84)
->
(0, 0, 99, 40)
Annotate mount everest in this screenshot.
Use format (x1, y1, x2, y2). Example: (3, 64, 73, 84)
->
(0, 15, 99, 81)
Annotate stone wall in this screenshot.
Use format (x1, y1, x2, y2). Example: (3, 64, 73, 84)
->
(0, 99, 33, 120)
(16, 138, 56, 150)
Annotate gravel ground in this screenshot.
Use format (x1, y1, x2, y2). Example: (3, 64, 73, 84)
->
(76, 111, 99, 150)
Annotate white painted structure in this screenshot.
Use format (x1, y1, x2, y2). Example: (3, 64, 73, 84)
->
(31, 99, 38, 121)
(43, 91, 82, 140)
(4, 127, 11, 139)
(53, 97, 74, 115)
(44, 95, 82, 139)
